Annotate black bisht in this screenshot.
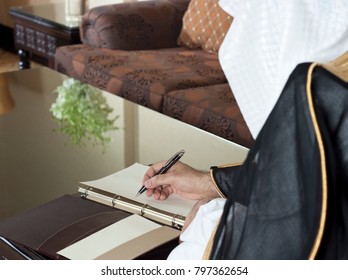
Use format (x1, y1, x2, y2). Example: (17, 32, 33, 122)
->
(209, 61, 348, 259)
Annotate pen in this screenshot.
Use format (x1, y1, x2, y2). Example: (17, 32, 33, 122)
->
(135, 149, 185, 197)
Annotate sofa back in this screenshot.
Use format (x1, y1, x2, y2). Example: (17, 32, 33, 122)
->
(81, 0, 191, 50)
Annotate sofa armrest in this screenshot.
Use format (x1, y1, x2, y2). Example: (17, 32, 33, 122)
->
(81, 0, 190, 50)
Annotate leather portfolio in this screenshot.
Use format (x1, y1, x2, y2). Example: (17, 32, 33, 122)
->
(0, 194, 179, 260)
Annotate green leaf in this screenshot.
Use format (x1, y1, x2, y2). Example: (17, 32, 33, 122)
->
(50, 78, 118, 152)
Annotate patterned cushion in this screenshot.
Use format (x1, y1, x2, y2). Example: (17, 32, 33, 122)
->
(177, 0, 233, 52)
(163, 84, 253, 147)
(55, 45, 227, 111)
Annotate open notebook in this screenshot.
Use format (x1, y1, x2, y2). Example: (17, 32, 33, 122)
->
(78, 163, 197, 228)
(56, 163, 198, 259)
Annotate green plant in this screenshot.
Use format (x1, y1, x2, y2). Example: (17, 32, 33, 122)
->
(50, 78, 118, 151)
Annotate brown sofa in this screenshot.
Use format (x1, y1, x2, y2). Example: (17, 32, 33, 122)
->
(55, 0, 253, 148)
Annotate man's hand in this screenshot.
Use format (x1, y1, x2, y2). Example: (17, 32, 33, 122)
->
(142, 161, 219, 200)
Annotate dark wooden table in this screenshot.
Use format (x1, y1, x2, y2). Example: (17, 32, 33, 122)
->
(10, 3, 81, 69)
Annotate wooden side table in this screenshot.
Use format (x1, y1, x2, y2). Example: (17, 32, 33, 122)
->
(10, 3, 81, 69)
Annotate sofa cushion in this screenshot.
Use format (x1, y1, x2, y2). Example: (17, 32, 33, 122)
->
(81, 0, 190, 50)
(55, 44, 227, 111)
(163, 84, 253, 147)
(177, 0, 233, 52)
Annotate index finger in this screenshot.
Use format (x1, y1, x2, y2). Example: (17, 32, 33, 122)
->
(142, 161, 167, 184)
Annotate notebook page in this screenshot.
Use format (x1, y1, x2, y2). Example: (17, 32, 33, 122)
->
(58, 214, 161, 260)
(80, 163, 196, 216)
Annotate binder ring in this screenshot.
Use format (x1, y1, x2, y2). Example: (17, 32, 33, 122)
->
(111, 194, 120, 207)
(171, 214, 182, 229)
(82, 187, 93, 198)
(171, 214, 179, 226)
(140, 204, 150, 216)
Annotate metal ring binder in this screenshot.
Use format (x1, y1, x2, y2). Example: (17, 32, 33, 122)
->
(111, 194, 120, 207)
(171, 214, 181, 228)
(81, 187, 93, 198)
(76, 162, 195, 229)
(140, 204, 150, 216)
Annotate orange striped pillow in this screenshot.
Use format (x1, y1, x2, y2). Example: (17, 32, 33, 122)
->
(178, 0, 233, 52)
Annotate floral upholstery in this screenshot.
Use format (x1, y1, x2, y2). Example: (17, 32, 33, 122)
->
(55, 0, 254, 148)
(163, 84, 253, 147)
(55, 45, 226, 112)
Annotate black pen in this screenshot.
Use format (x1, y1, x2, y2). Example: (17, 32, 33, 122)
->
(135, 149, 185, 197)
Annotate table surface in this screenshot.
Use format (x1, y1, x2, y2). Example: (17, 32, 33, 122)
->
(10, 2, 80, 30)
(0, 67, 248, 220)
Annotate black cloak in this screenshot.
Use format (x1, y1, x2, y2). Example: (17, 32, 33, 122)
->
(207, 60, 348, 259)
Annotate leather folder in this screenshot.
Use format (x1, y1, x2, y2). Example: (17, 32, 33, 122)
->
(0, 194, 178, 260)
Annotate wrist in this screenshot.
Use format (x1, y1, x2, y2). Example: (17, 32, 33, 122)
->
(200, 172, 220, 199)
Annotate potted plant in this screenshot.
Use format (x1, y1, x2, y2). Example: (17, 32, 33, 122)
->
(50, 78, 118, 151)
